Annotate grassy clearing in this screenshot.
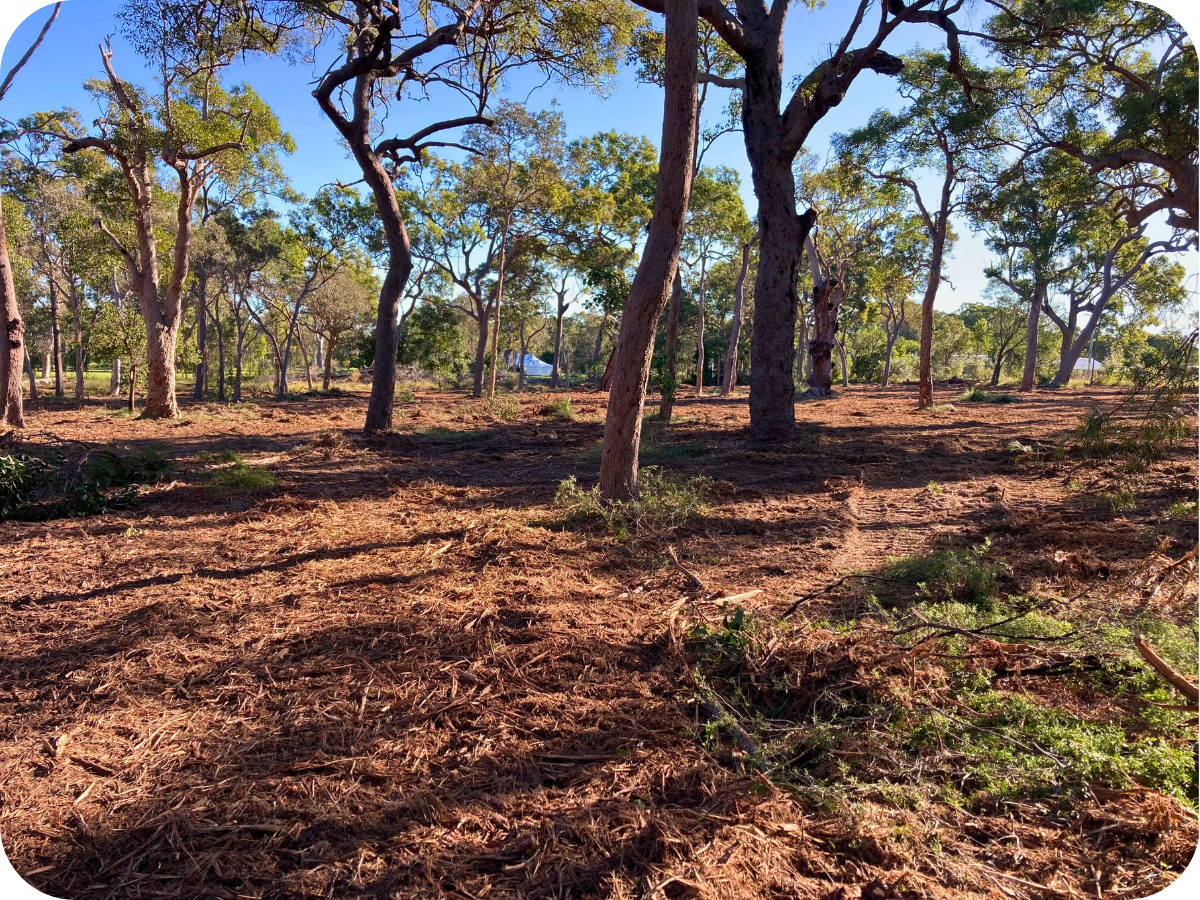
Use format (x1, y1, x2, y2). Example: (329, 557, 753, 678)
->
(552, 467, 711, 541)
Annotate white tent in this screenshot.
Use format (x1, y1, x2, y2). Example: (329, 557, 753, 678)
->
(519, 354, 553, 376)
(1073, 357, 1102, 372)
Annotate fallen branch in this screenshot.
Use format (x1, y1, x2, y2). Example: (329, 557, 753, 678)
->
(666, 546, 704, 590)
(778, 574, 910, 620)
(1135, 634, 1199, 703)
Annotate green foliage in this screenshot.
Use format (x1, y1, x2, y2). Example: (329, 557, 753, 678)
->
(482, 394, 521, 421)
(539, 396, 575, 419)
(875, 544, 1003, 610)
(552, 467, 710, 540)
(208, 456, 275, 490)
(962, 388, 1018, 404)
(1, 445, 172, 522)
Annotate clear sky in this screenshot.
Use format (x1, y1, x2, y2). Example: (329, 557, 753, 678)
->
(2, 0, 1197, 318)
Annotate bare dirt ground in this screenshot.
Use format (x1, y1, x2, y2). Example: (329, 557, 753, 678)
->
(1, 384, 1196, 899)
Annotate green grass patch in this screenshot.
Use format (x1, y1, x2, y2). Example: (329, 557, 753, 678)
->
(482, 394, 521, 421)
(870, 543, 1004, 611)
(1169, 499, 1198, 519)
(962, 388, 1019, 404)
(538, 396, 575, 420)
(418, 427, 484, 443)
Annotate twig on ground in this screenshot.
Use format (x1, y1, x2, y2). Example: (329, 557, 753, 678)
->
(779, 574, 904, 619)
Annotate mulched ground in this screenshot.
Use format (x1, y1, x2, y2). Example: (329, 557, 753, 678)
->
(1, 383, 1196, 899)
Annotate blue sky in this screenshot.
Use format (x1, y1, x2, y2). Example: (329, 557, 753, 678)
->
(2, 0, 1197, 318)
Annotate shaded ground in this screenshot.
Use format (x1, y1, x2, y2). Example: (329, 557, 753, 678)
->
(1, 384, 1196, 899)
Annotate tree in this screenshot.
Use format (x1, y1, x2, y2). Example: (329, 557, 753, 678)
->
(720, 230, 757, 395)
(839, 50, 1001, 407)
(307, 264, 376, 391)
(960, 294, 1026, 387)
(987, 0, 1197, 238)
(797, 157, 910, 396)
(62, 6, 291, 417)
(598, 0, 697, 501)
(627, 0, 970, 438)
(302, 0, 637, 433)
(680, 165, 751, 394)
(867, 216, 927, 387)
(0, 1, 62, 426)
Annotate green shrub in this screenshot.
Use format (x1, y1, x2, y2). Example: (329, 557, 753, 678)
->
(553, 466, 710, 540)
(0, 454, 36, 519)
(539, 396, 574, 419)
(483, 394, 521, 421)
(210, 461, 276, 490)
(877, 544, 1003, 610)
(962, 388, 1019, 404)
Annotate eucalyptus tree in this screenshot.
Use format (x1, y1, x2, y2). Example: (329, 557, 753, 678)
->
(867, 216, 928, 387)
(62, 6, 292, 418)
(987, 0, 1197, 239)
(960, 293, 1026, 387)
(300, 0, 638, 432)
(307, 263, 377, 391)
(459, 103, 569, 397)
(0, 1, 61, 427)
(1044, 232, 1189, 388)
(624, 0, 971, 437)
(719, 229, 757, 396)
(680, 165, 751, 394)
(796, 157, 909, 396)
(838, 50, 1002, 407)
(598, 0, 697, 501)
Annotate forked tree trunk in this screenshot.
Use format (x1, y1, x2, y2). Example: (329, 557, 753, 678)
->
(599, 0, 697, 501)
(659, 269, 682, 421)
(0, 202, 26, 426)
(881, 332, 897, 387)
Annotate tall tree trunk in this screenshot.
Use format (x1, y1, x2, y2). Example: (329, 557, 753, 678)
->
(989, 350, 1003, 387)
(472, 311, 489, 397)
(807, 280, 839, 397)
(214, 303, 226, 401)
(487, 236, 509, 398)
(694, 262, 707, 394)
(70, 278, 84, 401)
(194, 269, 208, 399)
(551, 293, 565, 388)
(599, 0, 697, 501)
(323, 333, 336, 391)
(881, 332, 897, 387)
(24, 346, 38, 402)
(590, 310, 608, 373)
(111, 358, 121, 395)
(1020, 281, 1043, 392)
(659, 269, 682, 421)
(796, 317, 808, 384)
(721, 238, 753, 396)
(49, 278, 63, 400)
(917, 231, 946, 409)
(835, 336, 849, 387)
(127, 365, 137, 412)
(0, 202, 26, 426)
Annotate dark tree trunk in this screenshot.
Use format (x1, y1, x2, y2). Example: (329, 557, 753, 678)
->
(881, 332, 897, 387)
(1, 202, 26, 426)
(49, 277, 63, 400)
(472, 311, 489, 397)
(659, 269, 682, 421)
(323, 333, 337, 391)
(194, 269, 208, 399)
(694, 263, 707, 394)
(1020, 281, 1044, 392)
(918, 231, 946, 409)
(835, 336, 849, 387)
(807, 277, 839, 397)
(599, 0, 697, 501)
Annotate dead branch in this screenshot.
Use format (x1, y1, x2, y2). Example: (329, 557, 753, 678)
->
(1135, 634, 1199, 703)
(666, 546, 704, 591)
